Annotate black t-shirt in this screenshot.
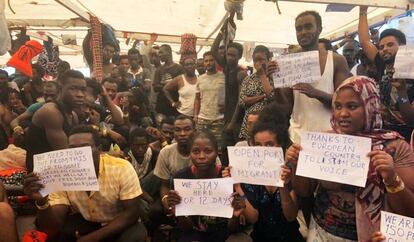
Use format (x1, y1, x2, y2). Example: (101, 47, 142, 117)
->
(223, 66, 245, 123)
(374, 53, 386, 83)
(241, 183, 303, 242)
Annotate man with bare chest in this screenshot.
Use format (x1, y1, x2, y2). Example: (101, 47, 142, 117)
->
(25, 70, 87, 171)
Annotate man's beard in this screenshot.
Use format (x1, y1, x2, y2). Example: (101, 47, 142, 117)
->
(383, 55, 395, 65)
(299, 37, 317, 50)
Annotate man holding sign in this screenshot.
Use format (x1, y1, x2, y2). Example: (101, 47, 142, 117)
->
(274, 11, 349, 143)
(24, 125, 147, 242)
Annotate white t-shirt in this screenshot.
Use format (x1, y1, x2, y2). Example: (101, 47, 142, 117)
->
(196, 72, 225, 120)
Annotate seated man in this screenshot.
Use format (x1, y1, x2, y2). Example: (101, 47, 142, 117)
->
(126, 127, 159, 180)
(148, 116, 175, 154)
(23, 125, 147, 242)
(154, 115, 221, 212)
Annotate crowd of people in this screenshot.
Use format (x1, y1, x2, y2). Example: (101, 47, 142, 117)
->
(0, 6, 413, 242)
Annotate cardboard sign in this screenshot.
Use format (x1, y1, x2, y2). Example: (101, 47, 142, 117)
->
(228, 146, 284, 187)
(393, 46, 414, 79)
(296, 132, 371, 187)
(174, 178, 233, 218)
(33, 147, 99, 196)
(381, 211, 414, 242)
(272, 50, 321, 88)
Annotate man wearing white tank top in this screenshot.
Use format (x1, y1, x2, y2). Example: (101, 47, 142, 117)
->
(286, 11, 350, 143)
(163, 58, 198, 117)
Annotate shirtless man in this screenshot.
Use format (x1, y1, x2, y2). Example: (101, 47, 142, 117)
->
(25, 70, 86, 171)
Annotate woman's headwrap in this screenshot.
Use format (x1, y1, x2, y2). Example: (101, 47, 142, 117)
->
(331, 75, 382, 133)
(331, 76, 403, 242)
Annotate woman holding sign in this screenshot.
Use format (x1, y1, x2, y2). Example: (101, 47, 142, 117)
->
(223, 120, 305, 242)
(287, 76, 414, 242)
(167, 130, 250, 242)
(238, 45, 275, 140)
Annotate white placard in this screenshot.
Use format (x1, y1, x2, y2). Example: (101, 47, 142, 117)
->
(33, 147, 99, 196)
(174, 178, 233, 218)
(381, 211, 414, 242)
(272, 50, 321, 88)
(393, 46, 414, 79)
(228, 146, 284, 187)
(296, 132, 371, 187)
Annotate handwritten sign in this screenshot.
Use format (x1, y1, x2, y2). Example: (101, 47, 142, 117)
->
(33, 147, 99, 196)
(381, 211, 414, 242)
(296, 132, 371, 187)
(228, 146, 284, 187)
(394, 46, 414, 79)
(272, 51, 321, 88)
(174, 178, 233, 218)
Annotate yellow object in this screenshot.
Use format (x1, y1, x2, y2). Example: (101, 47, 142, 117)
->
(385, 175, 405, 194)
(35, 200, 50, 210)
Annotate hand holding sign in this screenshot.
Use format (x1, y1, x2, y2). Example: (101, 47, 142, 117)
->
(370, 232, 386, 242)
(296, 132, 372, 187)
(292, 83, 320, 99)
(23, 173, 46, 203)
(368, 150, 396, 185)
(286, 143, 301, 167)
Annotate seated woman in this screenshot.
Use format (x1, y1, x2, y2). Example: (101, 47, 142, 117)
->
(223, 118, 305, 242)
(287, 76, 414, 241)
(167, 130, 251, 242)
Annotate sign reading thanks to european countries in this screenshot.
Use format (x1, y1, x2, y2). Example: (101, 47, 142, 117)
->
(174, 178, 233, 218)
(393, 45, 414, 79)
(296, 132, 371, 187)
(272, 50, 321, 88)
(228, 146, 284, 187)
(381, 211, 414, 242)
(33, 147, 99, 196)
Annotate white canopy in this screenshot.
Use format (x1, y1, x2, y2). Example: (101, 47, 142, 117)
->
(2, 0, 412, 68)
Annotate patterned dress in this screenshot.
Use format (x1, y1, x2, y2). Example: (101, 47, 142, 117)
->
(238, 73, 274, 139)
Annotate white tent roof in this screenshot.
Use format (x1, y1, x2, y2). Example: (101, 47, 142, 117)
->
(2, 0, 412, 68)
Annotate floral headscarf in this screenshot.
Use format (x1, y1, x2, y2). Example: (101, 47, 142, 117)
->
(331, 75, 382, 133)
(331, 76, 403, 242)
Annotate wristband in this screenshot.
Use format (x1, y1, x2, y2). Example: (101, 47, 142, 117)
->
(35, 200, 50, 210)
(13, 126, 23, 133)
(161, 195, 169, 204)
(384, 175, 405, 194)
